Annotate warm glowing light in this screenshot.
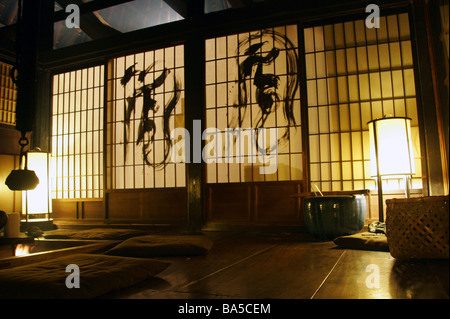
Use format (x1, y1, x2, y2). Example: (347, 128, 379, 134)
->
(15, 244, 31, 256)
(368, 117, 415, 178)
(22, 151, 52, 217)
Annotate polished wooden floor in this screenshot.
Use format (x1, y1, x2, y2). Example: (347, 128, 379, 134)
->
(103, 231, 449, 299)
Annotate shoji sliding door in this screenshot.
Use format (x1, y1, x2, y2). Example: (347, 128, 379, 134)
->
(52, 66, 104, 200)
(51, 66, 105, 220)
(304, 13, 423, 219)
(204, 25, 305, 227)
(106, 46, 185, 189)
(51, 46, 187, 224)
(105, 45, 187, 224)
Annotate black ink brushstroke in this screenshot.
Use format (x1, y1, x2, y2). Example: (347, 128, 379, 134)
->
(122, 64, 181, 169)
(160, 77, 181, 167)
(121, 63, 137, 86)
(230, 29, 299, 153)
(138, 62, 155, 83)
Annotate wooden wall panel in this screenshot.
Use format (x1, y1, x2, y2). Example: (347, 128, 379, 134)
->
(106, 189, 187, 225)
(141, 189, 187, 222)
(106, 192, 142, 220)
(254, 183, 301, 225)
(205, 181, 304, 228)
(52, 200, 78, 220)
(52, 199, 104, 221)
(206, 183, 252, 224)
(52, 189, 187, 225)
(82, 200, 104, 220)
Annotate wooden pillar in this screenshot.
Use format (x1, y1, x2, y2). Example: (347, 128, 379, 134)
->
(410, 0, 446, 196)
(423, 0, 449, 195)
(184, 1, 205, 231)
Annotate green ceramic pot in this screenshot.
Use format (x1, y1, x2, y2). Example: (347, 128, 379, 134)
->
(303, 195, 367, 239)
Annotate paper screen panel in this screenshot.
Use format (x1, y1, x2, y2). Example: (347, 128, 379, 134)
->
(106, 45, 185, 189)
(52, 66, 104, 199)
(0, 61, 17, 126)
(205, 25, 303, 183)
(305, 13, 422, 192)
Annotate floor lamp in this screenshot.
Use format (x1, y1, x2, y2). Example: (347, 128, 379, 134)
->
(368, 116, 416, 222)
(21, 150, 53, 231)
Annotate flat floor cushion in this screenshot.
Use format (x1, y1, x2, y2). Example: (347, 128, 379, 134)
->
(44, 228, 148, 240)
(105, 234, 213, 257)
(333, 232, 389, 252)
(0, 254, 170, 299)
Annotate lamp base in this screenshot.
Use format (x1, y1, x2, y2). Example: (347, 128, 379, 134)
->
(20, 220, 56, 232)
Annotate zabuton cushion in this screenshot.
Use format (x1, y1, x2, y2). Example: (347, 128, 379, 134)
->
(0, 254, 170, 299)
(333, 232, 389, 252)
(44, 228, 148, 240)
(105, 234, 213, 257)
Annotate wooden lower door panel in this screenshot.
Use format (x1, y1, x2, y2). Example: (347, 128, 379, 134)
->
(52, 199, 104, 222)
(82, 200, 104, 220)
(52, 200, 78, 221)
(254, 183, 302, 225)
(205, 181, 303, 227)
(206, 183, 252, 224)
(106, 188, 187, 225)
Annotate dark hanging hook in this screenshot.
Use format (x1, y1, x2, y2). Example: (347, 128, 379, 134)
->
(18, 132, 29, 169)
(5, 132, 39, 191)
(5, 0, 40, 191)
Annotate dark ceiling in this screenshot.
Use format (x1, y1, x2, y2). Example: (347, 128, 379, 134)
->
(1, 0, 266, 48)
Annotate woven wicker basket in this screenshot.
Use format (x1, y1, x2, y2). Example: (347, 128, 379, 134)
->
(386, 196, 449, 259)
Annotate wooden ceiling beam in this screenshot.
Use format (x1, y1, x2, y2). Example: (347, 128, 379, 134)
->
(55, 0, 121, 39)
(163, 0, 188, 18)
